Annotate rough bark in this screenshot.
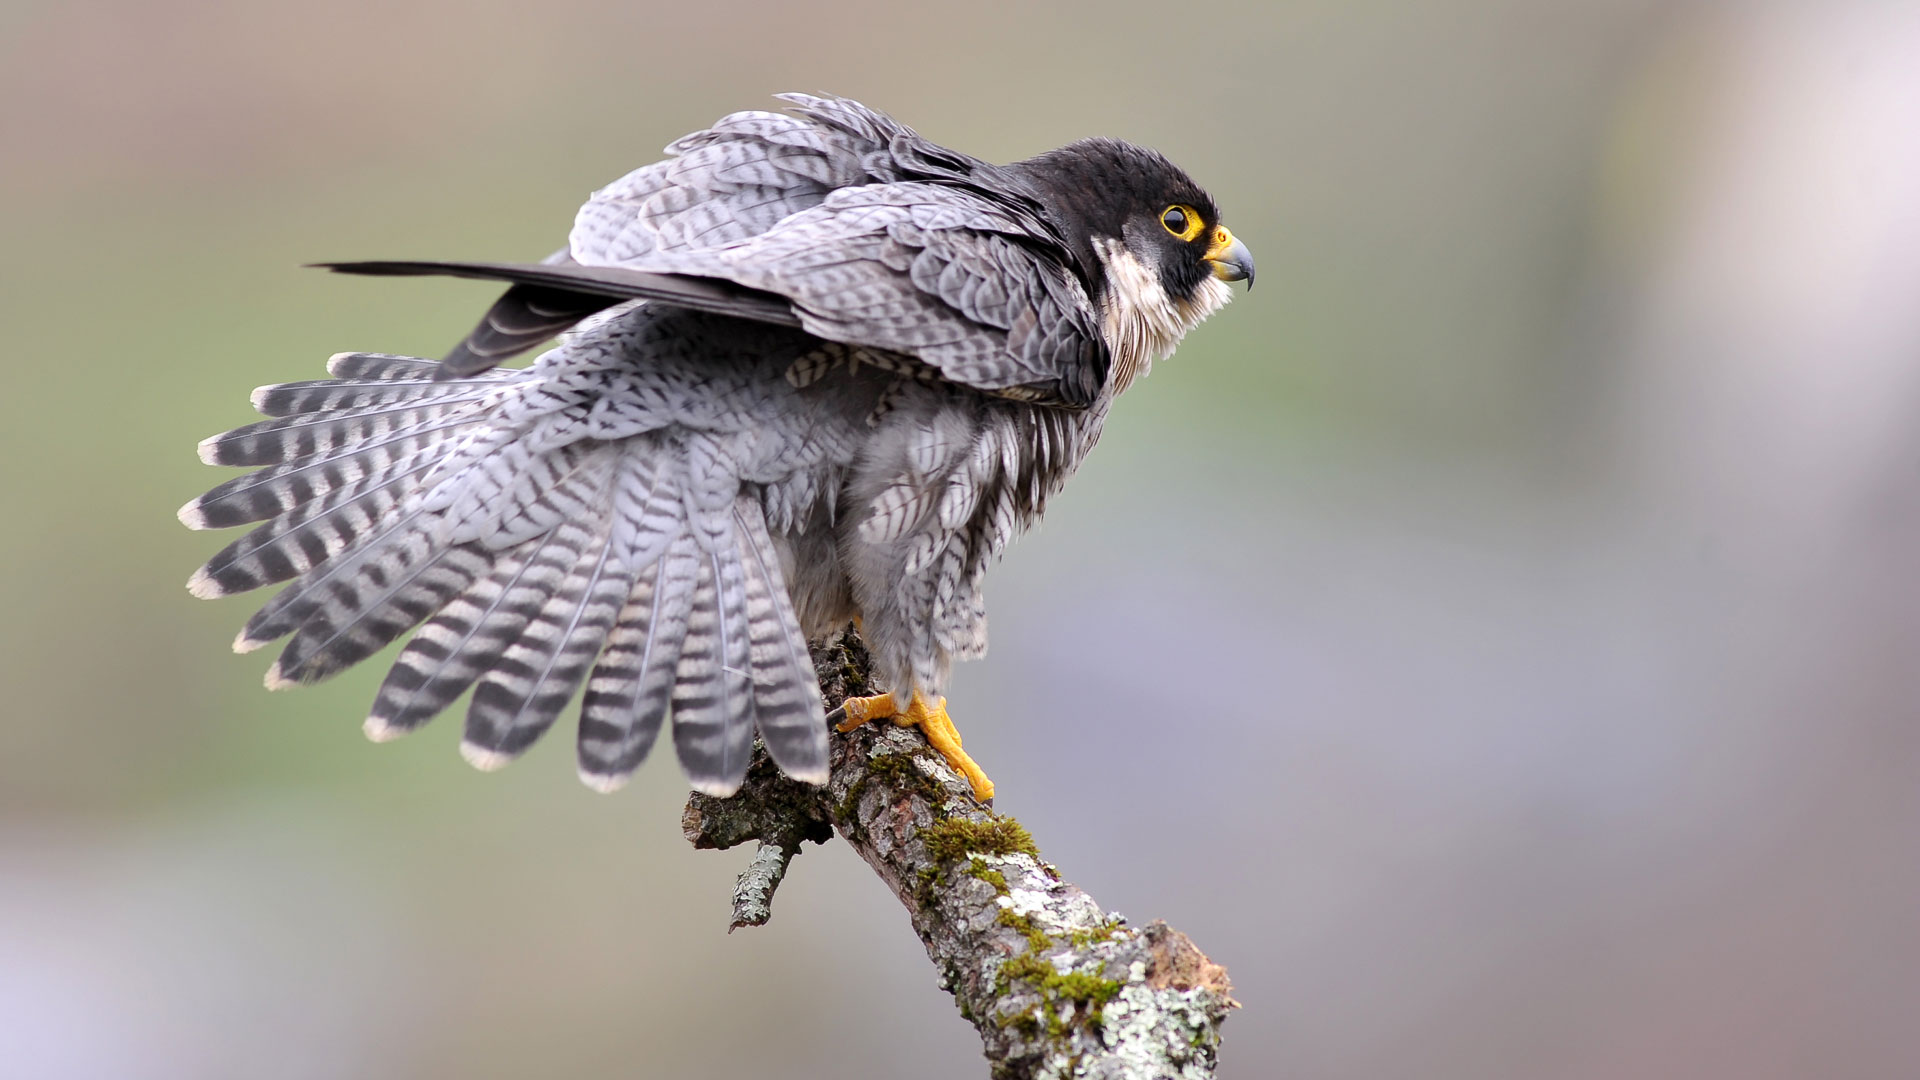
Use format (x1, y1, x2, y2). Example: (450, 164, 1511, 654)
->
(683, 630, 1236, 1079)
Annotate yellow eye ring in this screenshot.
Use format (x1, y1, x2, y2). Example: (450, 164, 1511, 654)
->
(1161, 204, 1205, 242)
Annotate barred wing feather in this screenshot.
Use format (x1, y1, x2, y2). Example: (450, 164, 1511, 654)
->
(184, 349, 829, 795)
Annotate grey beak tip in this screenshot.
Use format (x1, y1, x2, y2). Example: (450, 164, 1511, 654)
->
(1211, 235, 1256, 289)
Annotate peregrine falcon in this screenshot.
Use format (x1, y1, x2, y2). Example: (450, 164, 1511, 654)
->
(180, 95, 1253, 801)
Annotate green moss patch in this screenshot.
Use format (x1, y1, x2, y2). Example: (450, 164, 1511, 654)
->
(921, 815, 1039, 863)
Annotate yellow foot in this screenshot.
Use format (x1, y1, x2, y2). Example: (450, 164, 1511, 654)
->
(833, 691, 995, 802)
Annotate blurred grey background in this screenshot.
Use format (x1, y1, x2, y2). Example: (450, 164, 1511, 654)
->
(4, 1, 1918, 1076)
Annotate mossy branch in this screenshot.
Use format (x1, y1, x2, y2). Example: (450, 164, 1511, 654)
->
(683, 630, 1236, 1079)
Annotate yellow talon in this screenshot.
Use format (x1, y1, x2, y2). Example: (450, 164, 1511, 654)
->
(834, 691, 995, 802)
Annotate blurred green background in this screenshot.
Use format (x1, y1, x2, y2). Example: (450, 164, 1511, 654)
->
(5, 1, 1919, 1076)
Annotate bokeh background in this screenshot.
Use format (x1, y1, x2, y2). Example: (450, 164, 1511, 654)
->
(4, 1, 1919, 1076)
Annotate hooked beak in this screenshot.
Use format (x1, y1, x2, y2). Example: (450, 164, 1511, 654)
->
(1205, 227, 1255, 288)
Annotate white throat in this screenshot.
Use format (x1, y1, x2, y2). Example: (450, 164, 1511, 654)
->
(1093, 237, 1234, 396)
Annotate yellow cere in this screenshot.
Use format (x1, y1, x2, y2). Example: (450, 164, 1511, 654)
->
(1161, 204, 1206, 242)
(1205, 225, 1236, 258)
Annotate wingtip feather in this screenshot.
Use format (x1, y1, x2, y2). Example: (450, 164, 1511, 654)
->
(459, 741, 513, 772)
(363, 715, 406, 743)
(177, 499, 210, 530)
(578, 768, 631, 794)
(782, 766, 830, 787)
(324, 352, 355, 377)
(185, 566, 224, 599)
(263, 662, 297, 690)
(195, 434, 224, 466)
(685, 776, 745, 798)
(233, 629, 268, 654)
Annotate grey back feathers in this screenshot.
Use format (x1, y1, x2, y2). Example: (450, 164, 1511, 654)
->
(185, 94, 1235, 795)
(626, 184, 1109, 406)
(340, 93, 1108, 405)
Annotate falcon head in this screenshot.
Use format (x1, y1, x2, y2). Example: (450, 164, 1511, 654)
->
(1013, 138, 1255, 392)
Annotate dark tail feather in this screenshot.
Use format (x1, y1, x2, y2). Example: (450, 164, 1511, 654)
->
(439, 284, 617, 377)
(315, 259, 803, 380)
